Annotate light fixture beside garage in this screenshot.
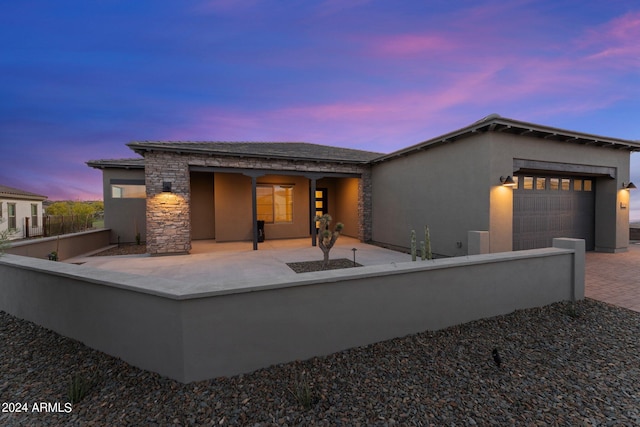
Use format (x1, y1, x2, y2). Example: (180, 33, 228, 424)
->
(622, 181, 637, 190)
(499, 176, 516, 187)
(162, 181, 172, 193)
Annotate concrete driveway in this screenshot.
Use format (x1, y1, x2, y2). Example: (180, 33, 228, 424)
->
(586, 243, 640, 312)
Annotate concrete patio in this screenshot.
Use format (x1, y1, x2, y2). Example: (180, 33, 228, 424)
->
(66, 237, 413, 290)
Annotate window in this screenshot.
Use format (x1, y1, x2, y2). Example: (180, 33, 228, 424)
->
(523, 176, 534, 190)
(561, 179, 570, 191)
(574, 179, 583, 191)
(535, 177, 546, 190)
(550, 178, 559, 190)
(583, 180, 592, 191)
(257, 185, 293, 223)
(8, 203, 16, 230)
(31, 203, 38, 228)
(111, 183, 146, 198)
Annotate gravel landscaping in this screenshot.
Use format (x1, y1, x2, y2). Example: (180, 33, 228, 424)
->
(287, 259, 363, 273)
(1, 299, 639, 426)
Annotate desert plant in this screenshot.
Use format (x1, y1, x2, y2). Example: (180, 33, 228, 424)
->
(67, 374, 94, 404)
(288, 373, 314, 410)
(424, 225, 432, 260)
(315, 214, 343, 269)
(0, 228, 9, 256)
(410, 230, 417, 261)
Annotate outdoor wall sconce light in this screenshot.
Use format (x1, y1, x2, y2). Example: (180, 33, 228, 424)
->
(622, 181, 637, 190)
(162, 181, 172, 193)
(500, 176, 516, 187)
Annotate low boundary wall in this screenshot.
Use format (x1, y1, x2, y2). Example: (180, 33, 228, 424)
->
(0, 238, 585, 383)
(5, 229, 111, 260)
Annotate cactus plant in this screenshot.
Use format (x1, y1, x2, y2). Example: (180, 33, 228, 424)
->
(410, 230, 417, 261)
(315, 214, 343, 269)
(425, 225, 432, 260)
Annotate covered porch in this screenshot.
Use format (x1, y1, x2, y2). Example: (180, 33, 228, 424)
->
(190, 166, 365, 250)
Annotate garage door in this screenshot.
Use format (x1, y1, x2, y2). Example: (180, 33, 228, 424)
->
(513, 175, 595, 251)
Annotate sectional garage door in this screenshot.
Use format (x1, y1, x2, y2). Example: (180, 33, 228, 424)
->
(513, 175, 595, 251)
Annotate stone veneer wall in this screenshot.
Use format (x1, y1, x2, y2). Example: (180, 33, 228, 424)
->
(144, 151, 372, 255)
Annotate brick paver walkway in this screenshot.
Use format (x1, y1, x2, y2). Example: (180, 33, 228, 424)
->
(586, 244, 640, 312)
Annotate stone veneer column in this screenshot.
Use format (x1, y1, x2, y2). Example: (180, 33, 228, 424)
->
(145, 152, 191, 255)
(358, 167, 373, 242)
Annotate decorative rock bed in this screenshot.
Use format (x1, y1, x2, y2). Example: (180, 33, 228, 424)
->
(1, 299, 638, 426)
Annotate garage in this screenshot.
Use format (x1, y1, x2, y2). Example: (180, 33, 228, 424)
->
(513, 174, 595, 251)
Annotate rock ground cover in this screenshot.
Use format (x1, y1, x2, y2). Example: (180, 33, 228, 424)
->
(1, 299, 639, 426)
(287, 259, 362, 273)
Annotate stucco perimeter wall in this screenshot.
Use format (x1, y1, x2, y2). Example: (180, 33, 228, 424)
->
(0, 238, 584, 383)
(5, 229, 110, 261)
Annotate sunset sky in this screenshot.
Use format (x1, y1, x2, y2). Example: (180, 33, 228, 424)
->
(1, 1, 639, 219)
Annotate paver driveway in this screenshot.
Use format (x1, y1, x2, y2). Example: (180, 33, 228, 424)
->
(586, 243, 640, 312)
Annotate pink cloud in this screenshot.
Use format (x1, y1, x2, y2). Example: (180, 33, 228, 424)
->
(371, 34, 456, 56)
(580, 11, 640, 67)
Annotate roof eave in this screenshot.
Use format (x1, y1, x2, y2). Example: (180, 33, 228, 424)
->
(372, 116, 640, 163)
(127, 143, 375, 164)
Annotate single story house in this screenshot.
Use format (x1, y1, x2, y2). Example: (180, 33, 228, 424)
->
(0, 184, 48, 240)
(88, 114, 640, 256)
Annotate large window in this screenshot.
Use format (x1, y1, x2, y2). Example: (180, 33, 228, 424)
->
(257, 185, 293, 223)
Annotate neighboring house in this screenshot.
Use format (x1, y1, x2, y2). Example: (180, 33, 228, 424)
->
(88, 114, 640, 256)
(0, 184, 48, 240)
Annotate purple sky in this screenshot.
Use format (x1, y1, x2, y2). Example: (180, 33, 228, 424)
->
(2, 1, 639, 219)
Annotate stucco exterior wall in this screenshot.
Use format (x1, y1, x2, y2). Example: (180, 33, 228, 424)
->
(190, 172, 215, 240)
(371, 136, 492, 257)
(0, 198, 44, 240)
(372, 132, 631, 256)
(102, 168, 146, 244)
(334, 177, 361, 239)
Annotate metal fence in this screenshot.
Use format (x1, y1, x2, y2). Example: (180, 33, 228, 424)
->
(23, 215, 96, 239)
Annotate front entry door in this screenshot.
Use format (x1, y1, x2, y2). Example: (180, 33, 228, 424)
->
(313, 188, 328, 233)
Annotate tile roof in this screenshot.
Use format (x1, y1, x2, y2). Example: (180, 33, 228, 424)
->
(126, 141, 383, 163)
(0, 184, 47, 200)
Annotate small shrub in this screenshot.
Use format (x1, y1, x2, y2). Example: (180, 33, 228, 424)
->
(564, 302, 581, 319)
(288, 373, 315, 410)
(0, 228, 9, 256)
(67, 374, 94, 404)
